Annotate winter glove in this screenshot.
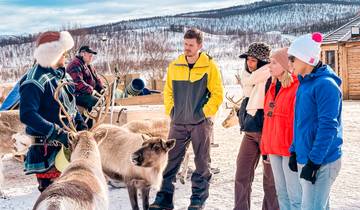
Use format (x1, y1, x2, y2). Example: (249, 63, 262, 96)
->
(76, 120, 88, 131)
(48, 125, 69, 148)
(300, 160, 321, 184)
(262, 155, 270, 164)
(288, 152, 298, 172)
(262, 155, 268, 161)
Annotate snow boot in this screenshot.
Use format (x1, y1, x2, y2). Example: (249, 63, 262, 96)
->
(188, 204, 205, 210)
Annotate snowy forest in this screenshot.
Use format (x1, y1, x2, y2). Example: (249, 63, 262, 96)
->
(1, 0, 360, 83)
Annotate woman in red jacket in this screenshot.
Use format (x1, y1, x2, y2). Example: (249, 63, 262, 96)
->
(261, 48, 302, 210)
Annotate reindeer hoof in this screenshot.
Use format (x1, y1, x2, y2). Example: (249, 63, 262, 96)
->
(0, 191, 9, 199)
(210, 143, 219, 148)
(108, 180, 126, 189)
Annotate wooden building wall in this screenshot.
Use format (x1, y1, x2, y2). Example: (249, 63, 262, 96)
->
(321, 42, 360, 100)
(346, 42, 360, 99)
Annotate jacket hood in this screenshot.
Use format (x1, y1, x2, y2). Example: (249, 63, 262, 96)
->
(298, 64, 341, 86)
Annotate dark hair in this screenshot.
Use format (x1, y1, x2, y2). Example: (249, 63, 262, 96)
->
(184, 28, 203, 44)
(244, 58, 269, 73)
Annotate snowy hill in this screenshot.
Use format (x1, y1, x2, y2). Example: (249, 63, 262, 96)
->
(87, 0, 360, 35)
(1, 0, 360, 83)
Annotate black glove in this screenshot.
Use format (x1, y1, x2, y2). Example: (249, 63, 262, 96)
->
(76, 120, 88, 131)
(48, 126, 69, 148)
(288, 152, 298, 172)
(262, 155, 268, 161)
(300, 160, 321, 184)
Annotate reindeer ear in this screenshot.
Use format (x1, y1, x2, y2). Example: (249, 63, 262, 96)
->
(3, 122, 11, 128)
(165, 139, 176, 151)
(141, 134, 151, 141)
(94, 128, 108, 144)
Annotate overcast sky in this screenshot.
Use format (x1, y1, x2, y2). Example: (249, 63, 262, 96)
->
(0, 0, 258, 35)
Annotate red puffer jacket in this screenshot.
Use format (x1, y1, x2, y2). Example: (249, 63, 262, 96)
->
(261, 74, 299, 157)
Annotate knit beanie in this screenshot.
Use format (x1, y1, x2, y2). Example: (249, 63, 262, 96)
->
(34, 31, 74, 68)
(271, 47, 289, 72)
(288, 32, 323, 66)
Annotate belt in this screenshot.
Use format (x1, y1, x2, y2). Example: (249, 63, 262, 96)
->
(31, 137, 62, 147)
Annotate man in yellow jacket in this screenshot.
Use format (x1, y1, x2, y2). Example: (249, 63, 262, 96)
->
(150, 28, 224, 210)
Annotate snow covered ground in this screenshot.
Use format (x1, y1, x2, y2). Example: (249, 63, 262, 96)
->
(0, 86, 360, 210)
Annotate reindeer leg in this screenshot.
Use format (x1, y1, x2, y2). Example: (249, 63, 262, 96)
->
(179, 150, 190, 184)
(129, 179, 151, 210)
(141, 186, 150, 210)
(127, 184, 139, 210)
(0, 160, 8, 199)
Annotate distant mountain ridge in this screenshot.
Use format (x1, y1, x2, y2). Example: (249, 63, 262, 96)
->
(176, 0, 360, 18)
(1, 0, 360, 46)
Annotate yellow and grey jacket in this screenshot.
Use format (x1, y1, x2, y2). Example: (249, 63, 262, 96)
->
(164, 52, 224, 124)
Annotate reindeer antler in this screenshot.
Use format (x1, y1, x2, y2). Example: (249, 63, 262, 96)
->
(89, 74, 112, 131)
(225, 92, 243, 106)
(225, 102, 233, 110)
(54, 81, 77, 133)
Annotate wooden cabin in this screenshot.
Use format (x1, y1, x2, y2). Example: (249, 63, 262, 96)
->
(321, 15, 360, 100)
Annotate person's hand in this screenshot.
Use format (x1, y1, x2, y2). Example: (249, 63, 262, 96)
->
(288, 152, 298, 172)
(49, 126, 69, 147)
(100, 87, 106, 95)
(92, 90, 102, 98)
(262, 155, 270, 164)
(300, 160, 321, 184)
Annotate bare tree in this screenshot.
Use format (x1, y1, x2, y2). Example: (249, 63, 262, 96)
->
(142, 34, 172, 80)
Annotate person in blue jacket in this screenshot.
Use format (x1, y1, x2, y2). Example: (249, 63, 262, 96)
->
(19, 31, 87, 192)
(287, 32, 342, 210)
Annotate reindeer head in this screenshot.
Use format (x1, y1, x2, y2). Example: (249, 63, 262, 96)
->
(53, 76, 111, 157)
(131, 136, 175, 168)
(12, 132, 32, 156)
(0, 121, 18, 154)
(68, 129, 108, 156)
(221, 92, 244, 129)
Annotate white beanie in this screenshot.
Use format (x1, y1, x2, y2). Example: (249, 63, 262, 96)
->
(288, 32, 323, 66)
(34, 31, 74, 68)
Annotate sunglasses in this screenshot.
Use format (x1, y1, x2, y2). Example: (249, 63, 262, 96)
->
(288, 56, 295, 63)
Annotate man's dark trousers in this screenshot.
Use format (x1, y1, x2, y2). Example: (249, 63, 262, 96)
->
(154, 118, 213, 208)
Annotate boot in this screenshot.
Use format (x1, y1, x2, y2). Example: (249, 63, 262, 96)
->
(149, 192, 174, 210)
(37, 178, 53, 192)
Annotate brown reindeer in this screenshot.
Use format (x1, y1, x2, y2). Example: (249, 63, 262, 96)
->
(0, 83, 14, 104)
(122, 118, 170, 139)
(96, 122, 175, 210)
(0, 111, 31, 198)
(122, 118, 193, 185)
(221, 92, 243, 128)
(33, 81, 111, 210)
(0, 110, 31, 159)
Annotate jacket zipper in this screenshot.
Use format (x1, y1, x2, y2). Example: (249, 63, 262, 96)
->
(188, 67, 191, 81)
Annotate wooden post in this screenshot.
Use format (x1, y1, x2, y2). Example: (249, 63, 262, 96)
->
(340, 44, 349, 100)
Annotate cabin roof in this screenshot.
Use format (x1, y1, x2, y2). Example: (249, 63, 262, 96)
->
(323, 15, 360, 44)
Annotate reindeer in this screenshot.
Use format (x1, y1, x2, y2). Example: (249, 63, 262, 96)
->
(0, 83, 14, 104)
(104, 118, 170, 189)
(96, 121, 175, 210)
(221, 92, 244, 128)
(0, 111, 31, 198)
(122, 118, 170, 139)
(33, 81, 111, 210)
(121, 118, 192, 185)
(0, 110, 31, 159)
